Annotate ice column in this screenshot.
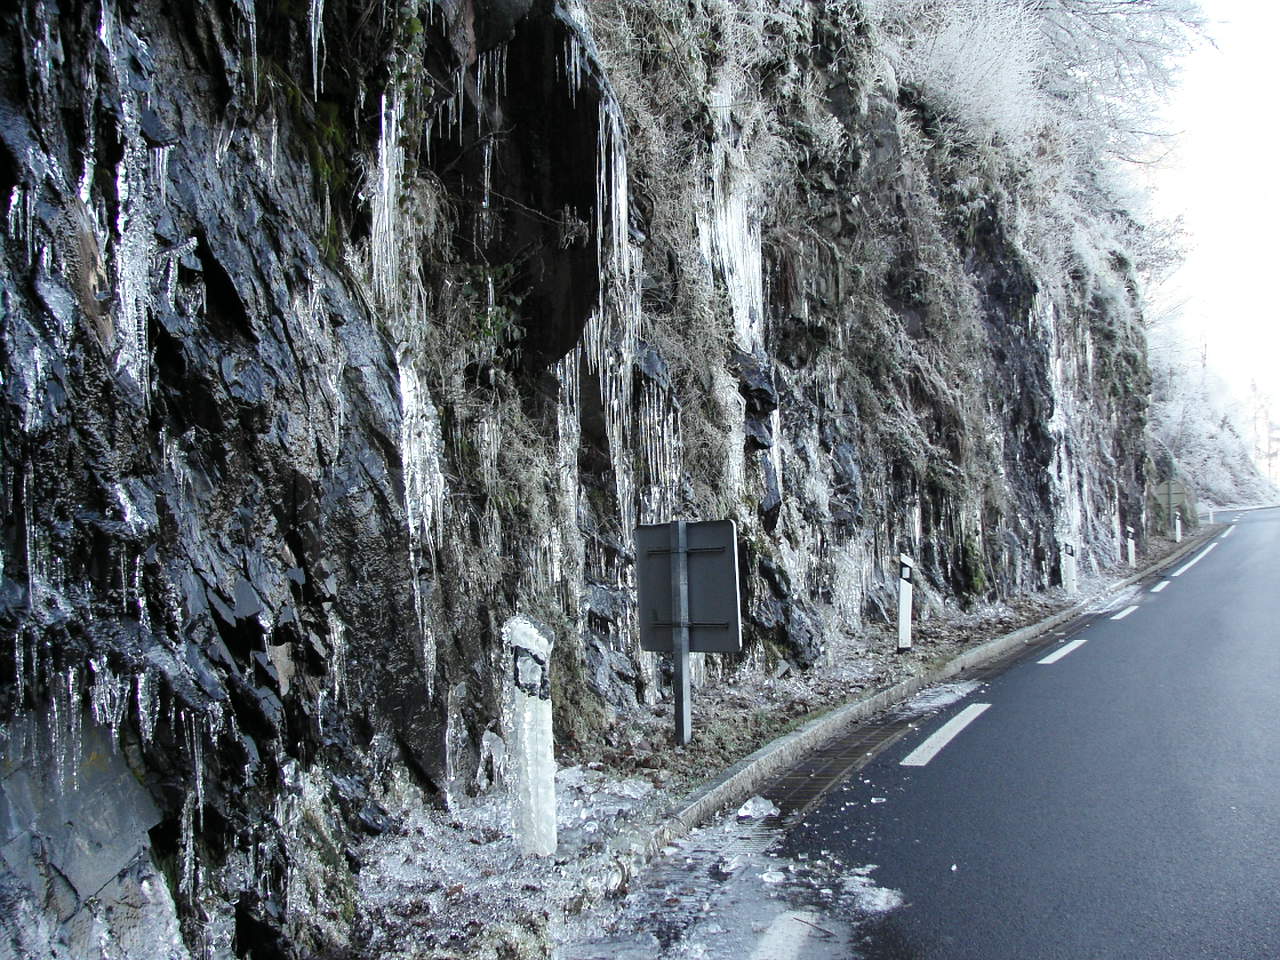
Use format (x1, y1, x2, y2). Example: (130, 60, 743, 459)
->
(504, 616, 556, 857)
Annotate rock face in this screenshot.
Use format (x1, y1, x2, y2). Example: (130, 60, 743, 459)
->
(0, 0, 1151, 955)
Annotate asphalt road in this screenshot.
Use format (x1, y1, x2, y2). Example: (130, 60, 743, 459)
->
(782, 507, 1280, 959)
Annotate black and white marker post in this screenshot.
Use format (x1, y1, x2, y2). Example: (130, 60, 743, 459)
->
(1063, 542, 1078, 596)
(1174, 509, 1182, 543)
(897, 554, 914, 653)
(1126, 525, 1136, 568)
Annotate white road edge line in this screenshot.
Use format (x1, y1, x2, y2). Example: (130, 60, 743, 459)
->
(900, 703, 992, 767)
(1220, 526, 1235, 540)
(1151, 580, 1170, 593)
(1172, 542, 1217, 577)
(1038, 636, 1089, 665)
(1111, 605, 1139, 620)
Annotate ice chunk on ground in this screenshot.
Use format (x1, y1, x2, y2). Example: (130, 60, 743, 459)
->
(737, 795, 780, 820)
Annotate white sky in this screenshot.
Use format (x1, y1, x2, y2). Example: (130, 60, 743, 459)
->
(1150, 1, 1280, 420)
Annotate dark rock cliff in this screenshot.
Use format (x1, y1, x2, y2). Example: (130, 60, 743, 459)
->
(0, 1, 1152, 956)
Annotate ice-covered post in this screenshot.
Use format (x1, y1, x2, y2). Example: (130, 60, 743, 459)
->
(1125, 525, 1136, 568)
(670, 520, 692, 746)
(897, 555, 914, 653)
(1174, 509, 1182, 543)
(1063, 542, 1078, 597)
(505, 616, 556, 857)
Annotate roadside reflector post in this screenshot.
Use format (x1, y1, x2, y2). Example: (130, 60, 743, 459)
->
(1174, 509, 1182, 543)
(897, 554, 914, 653)
(635, 520, 743, 746)
(1063, 542, 1078, 596)
(1125, 525, 1136, 568)
(506, 616, 557, 857)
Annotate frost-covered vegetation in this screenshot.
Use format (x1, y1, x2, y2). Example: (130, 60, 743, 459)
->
(1148, 325, 1278, 508)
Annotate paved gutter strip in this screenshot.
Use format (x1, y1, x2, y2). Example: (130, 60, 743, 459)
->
(584, 527, 1220, 901)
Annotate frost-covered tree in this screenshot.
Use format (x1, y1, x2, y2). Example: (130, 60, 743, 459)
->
(1033, 0, 1206, 160)
(1148, 325, 1277, 508)
(868, 0, 1205, 157)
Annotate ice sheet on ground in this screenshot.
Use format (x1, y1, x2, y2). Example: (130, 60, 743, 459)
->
(843, 864, 904, 913)
(892, 680, 981, 719)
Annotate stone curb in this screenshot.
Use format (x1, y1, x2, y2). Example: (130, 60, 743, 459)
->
(588, 525, 1221, 899)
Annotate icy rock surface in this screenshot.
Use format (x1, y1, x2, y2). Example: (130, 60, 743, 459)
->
(0, 0, 1164, 954)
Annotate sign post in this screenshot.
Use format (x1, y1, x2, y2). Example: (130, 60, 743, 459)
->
(636, 520, 742, 745)
(897, 555, 914, 653)
(669, 520, 692, 745)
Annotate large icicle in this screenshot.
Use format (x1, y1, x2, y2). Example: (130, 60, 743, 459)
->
(699, 77, 767, 355)
(369, 89, 447, 693)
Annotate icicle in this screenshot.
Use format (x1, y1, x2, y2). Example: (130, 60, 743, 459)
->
(6, 186, 35, 268)
(214, 121, 235, 168)
(151, 144, 172, 204)
(90, 656, 130, 749)
(246, 0, 259, 102)
(370, 92, 404, 311)
(101, 8, 159, 406)
(309, 0, 325, 98)
(13, 628, 24, 708)
(698, 78, 766, 353)
(136, 670, 158, 743)
(479, 139, 493, 246)
(637, 380, 682, 525)
(180, 790, 196, 897)
(325, 608, 346, 702)
(134, 554, 152, 634)
(185, 711, 206, 830)
(65, 666, 83, 792)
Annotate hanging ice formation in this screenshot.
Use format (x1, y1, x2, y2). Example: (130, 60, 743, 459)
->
(698, 75, 773, 509)
(308, 0, 325, 97)
(100, 2, 160, 405)
(368, 89, 447, 694)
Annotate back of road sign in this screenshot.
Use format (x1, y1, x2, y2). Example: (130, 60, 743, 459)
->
(635, 520, 742, 654)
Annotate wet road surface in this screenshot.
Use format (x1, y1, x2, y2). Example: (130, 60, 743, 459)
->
(560, 509, 1280, 958)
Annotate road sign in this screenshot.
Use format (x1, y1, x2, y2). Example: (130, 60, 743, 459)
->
(635, 520, 742, 654)
(635, 519, 742, 745)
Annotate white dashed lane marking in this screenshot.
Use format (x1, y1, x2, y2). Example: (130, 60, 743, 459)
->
(1039, 636, 1089, 665)
(901, 703, 992, 767)
(1172, 543, 1217, 577)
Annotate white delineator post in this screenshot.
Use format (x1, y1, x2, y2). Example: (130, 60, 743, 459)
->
(897, 555, 914, 653)
(504, 616, 557, 857)
(1125, 525, 1136, 568)
(1062, 542, 1078, 597)
(1174, 510, 1182, 543)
